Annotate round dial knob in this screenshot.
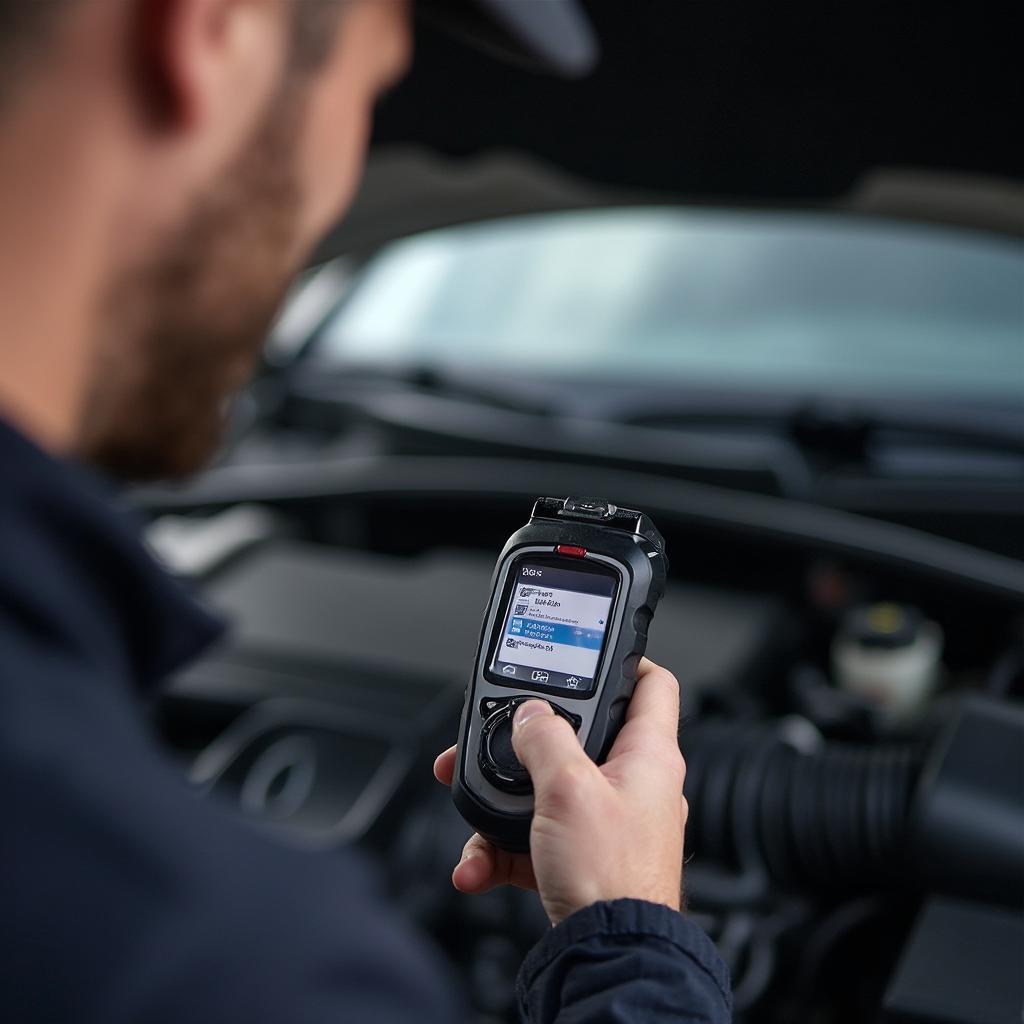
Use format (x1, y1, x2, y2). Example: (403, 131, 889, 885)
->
(479, 704, 532, 793)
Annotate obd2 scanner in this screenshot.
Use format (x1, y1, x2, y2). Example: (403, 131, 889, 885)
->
(453, 497, 668, 852)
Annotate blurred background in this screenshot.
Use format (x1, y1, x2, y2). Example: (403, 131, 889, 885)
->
(139, 3, 1023, 1022)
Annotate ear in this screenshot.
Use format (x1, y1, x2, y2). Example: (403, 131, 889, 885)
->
(133, 0, 289, 172)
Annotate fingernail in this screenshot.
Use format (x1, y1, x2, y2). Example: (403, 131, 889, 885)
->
(514, 700, 552, 729)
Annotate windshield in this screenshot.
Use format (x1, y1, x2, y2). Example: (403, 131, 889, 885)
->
(314, 208, 1024, 402)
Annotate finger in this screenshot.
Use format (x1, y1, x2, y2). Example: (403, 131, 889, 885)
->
(452, 833, 538, 894)
(433, 746, 456, 786)
(511, 700, 596, 795)
(452, 834, 496, 893)
(627, 658, 681, 727)
(604, 659, 681, 765)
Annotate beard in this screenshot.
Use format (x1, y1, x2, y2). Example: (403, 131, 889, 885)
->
(78, 87, 306, 481)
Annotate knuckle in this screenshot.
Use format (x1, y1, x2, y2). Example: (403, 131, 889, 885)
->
(653, 742, 686, 784)
(555, 759, 591, 791)
(542, 760, 591, 810)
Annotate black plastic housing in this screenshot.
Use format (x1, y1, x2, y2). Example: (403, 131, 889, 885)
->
(908, 694, 1024, 907)
(452, 497, 668, 851)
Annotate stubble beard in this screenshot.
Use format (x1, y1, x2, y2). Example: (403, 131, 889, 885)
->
(79, 87, 306, 481)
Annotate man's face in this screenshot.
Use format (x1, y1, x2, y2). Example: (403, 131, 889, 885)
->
(79, 0, 411, 480)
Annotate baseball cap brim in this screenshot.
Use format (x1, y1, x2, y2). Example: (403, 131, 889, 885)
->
(417, 0, 599, 78)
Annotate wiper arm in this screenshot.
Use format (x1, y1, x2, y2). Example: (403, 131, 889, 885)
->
(398, 365, 556, 417)
(285, 360, 816, 495)
(324, 388, 816, 499)
(291, 362, 556, 417)
(623, 398, 1024, 460)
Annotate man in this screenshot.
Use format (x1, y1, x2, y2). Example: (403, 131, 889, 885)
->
(0, 1, 731, 1020)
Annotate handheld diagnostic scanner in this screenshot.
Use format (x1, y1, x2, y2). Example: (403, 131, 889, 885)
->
(452, 497, 668, 852)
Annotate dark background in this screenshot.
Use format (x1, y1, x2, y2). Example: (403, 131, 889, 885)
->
(372, 0, 1022, 201)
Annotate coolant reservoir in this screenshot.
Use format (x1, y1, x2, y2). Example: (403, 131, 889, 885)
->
(832, 603, 943, 717)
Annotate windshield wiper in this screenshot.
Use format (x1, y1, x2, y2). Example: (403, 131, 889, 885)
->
(284, 364, 815, 498)
(622, 398, 1024, 462)
(286, 362, 557, 416)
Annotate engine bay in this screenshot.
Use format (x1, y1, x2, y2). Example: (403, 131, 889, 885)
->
(149, 477, 1024, 1023)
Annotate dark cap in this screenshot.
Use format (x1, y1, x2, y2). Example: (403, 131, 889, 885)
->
(417, 0, 599, 78)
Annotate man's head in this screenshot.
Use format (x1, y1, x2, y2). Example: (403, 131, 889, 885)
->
(0, 0, 411, 478)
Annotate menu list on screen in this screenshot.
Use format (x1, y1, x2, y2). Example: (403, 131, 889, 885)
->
(490, 560, 616, 692)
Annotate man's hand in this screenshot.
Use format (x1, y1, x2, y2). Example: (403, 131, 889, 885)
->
(433, 658, 687, 927)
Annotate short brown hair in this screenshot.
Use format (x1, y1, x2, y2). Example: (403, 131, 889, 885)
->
(0, 0, 70, 101)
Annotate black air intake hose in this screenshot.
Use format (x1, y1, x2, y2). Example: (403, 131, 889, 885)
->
(682, 718, 922, 892)
(683, 696, 1024, 906)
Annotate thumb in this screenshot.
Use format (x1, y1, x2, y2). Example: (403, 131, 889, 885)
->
(511, 700, 595, 794)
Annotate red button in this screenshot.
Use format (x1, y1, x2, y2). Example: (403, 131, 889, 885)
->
(556, 544, 588, 558)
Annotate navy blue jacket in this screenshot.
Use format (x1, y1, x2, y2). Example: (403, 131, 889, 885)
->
(0, 420, 731, 1023)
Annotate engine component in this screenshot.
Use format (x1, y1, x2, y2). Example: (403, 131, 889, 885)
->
(831, 603, 943, 718)
(683, 695, 1024, 907)
(908, 694, 1024, 907)
(683, 718, 922, 895)
(882, 897, 1024, 1024)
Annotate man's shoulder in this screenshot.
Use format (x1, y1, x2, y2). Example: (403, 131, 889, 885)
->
(0, 616, 463, 1023)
